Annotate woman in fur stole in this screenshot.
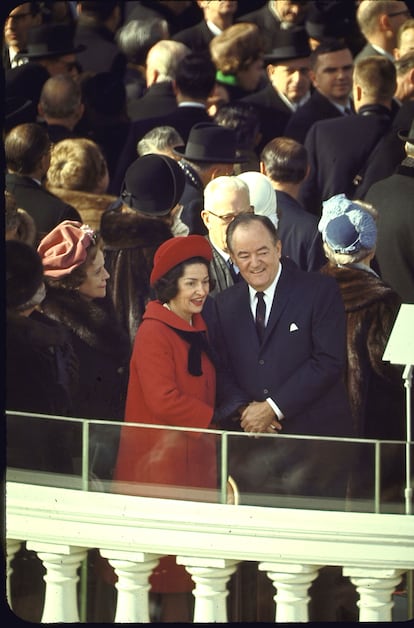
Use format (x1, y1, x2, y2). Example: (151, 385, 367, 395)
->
(318, 194, 406, 505)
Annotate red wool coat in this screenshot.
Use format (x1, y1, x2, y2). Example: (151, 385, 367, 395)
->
(113, 300, 217, 592)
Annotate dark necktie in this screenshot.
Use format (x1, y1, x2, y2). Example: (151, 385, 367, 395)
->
(228, 259, 239, 283)
(255, 291, 266, 342)
(344, 106, 352, 116)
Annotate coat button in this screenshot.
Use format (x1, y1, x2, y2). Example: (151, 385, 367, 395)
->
(259, 359, 265, 365)
(264, 388, 269, 394)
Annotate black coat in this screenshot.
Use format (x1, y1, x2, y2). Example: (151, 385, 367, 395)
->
(75, 23, 127, 76)
(276, 190, 326, 271)
(127, 80, 177, 122)
(40, 288, 130, 422)
(300, 104, 394, 215)
(241, 83, 292, 151)
(173, 20, 215, 52)
(365, 159, 414, 304)
(6, 310, 78, 474)
(284, 89, 349, 144)
(237, 4, 297, 53)
(5, 173, 82, 243)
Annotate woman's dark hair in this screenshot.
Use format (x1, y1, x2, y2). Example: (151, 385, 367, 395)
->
(153, 256, 215, 303)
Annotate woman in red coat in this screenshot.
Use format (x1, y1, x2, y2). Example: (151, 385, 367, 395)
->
(113, 235, 217, 621)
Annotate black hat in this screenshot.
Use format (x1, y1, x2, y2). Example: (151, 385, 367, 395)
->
(305, 3, 350, 40)
(264, 28, 311, 63)
(398, 119, 414, 144)
(19, 23, 86, 59)
(122, 154, 186, 216)
(173, 122, 245, 163)
(6, 241, 44, 310)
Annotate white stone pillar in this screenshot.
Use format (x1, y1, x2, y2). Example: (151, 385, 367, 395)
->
(27, 542, 87, 623)
(177, 556, 239, 623)
(100, 549, 161, 623)
(343, 567, 404, 622)
(6, 539, 22, 608)
(259, 562, 321, 623)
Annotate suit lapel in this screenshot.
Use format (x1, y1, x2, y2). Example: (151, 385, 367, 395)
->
(262, 266, 295, 345)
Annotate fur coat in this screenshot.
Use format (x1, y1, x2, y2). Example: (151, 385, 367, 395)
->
(320, 263, 404, 440)
(46, 186, 118, 232)
(40, 287, 130, 422)
(100, 206, 173, 345)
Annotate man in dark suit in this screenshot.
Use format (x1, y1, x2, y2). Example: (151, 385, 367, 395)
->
(354, 0, 411, 63)
(126, 39, 190, 122)
(37, 74, 85, 144)
(260, 136, 325, 271)
(173, 0, 237, 52)
(74, 1, 127, 76)
(284, 41, 355, 144)
(239, 0, 309, 53)
(364, 121, 414, 304)
(299, 55, 397, 215)
(242, 27, 311, 151)
(211, 213, 352, 500)
(112, 52, 215, 194)
(2, 2, 42, 69)
(5, 123, 81, 244)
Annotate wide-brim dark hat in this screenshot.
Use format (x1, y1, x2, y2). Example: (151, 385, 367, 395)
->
(264, 27, 311, 63)
(398, 119, 414, 144)
(122, 154, 186, 216)
(173, 122, 247, 163)
(19, 23, 86, 59)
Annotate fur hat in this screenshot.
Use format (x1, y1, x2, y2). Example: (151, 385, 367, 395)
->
(121, 154, 186, 216)
(150, 235, 212, 286)
(318, 194, 377, 254)
(6, 240, 45, 310)
(38, 221, 97, 278)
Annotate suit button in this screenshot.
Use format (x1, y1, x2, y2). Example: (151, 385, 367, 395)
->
(259, 359, 265, 365)
(264, 388, 269, 394)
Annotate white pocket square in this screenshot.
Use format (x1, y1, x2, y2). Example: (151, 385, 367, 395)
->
(289, 323, 299, 332)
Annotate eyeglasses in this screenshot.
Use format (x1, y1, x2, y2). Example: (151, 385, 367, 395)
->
(207, 207, 254, 224)
(387, 9, 411, 18)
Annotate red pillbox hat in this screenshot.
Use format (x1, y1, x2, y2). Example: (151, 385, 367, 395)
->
(150, 236, 212, 286)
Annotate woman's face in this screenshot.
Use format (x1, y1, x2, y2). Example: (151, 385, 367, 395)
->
(77, 250, 110, 300)
(168, 263, 210, 323)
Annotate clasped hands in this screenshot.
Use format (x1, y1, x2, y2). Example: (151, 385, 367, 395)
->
(237, 401, 282, 434)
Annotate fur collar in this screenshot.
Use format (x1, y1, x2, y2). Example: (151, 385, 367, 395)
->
(100, 207, 173, 249)
(41, 287, 130, 360)
(320, 263, 397, 311)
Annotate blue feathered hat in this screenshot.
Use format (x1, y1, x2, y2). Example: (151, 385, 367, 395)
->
(318, 194, 377, 254)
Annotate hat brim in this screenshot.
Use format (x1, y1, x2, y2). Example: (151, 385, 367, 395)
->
(173, 145, 249, 164)
(19, 44, 86, 59)
(397, 128, 414, 143)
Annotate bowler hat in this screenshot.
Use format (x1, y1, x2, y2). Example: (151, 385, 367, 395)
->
(19, 23, 85, 59)
(150, 235, 213, 285)
(173, 122, 245, 163)
(398, 119, 414, 144)
(6, 240, 44, 310)
(264, 28, 311, 63)
(122, 154, 186, 216)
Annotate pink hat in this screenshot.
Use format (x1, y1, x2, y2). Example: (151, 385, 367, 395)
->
(38, 221, 96, 278)
(150, 236, 213, 286)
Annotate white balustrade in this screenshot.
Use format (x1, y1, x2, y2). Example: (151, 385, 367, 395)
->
(100, 549, 162, 623)
(6, 539, 21, 605)
(177, 556, 239, 622)
(26, 542, 87, 622)
(259, 562, 321, 622)
(344, 567, 405, 622)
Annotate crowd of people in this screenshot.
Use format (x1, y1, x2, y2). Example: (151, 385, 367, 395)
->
(4, 0, 414, 623)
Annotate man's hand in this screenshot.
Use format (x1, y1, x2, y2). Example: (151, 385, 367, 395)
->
(240, 401, 282, 434)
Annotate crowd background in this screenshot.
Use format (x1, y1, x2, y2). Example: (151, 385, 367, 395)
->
(4, 0, 414, 624)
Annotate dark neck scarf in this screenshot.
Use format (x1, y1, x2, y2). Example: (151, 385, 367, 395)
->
(168, 326, 212, 376)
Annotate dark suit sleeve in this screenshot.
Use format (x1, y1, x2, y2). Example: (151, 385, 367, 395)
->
(271, 276, 347, 419)
(298, 124, 323, 215)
